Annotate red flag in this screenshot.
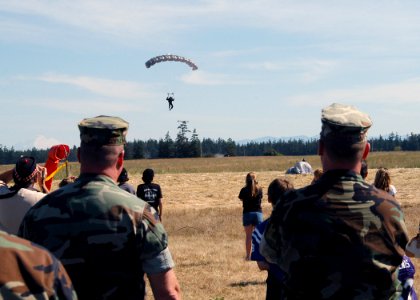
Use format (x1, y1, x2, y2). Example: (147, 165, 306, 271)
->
(44, 144, 70, 190)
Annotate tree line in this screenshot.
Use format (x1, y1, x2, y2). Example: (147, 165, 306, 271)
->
(1, 122, 420, 164)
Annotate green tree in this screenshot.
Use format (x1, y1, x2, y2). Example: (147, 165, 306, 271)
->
(190, 129, 201, 157)
(175, 121, 190, 158)
(224, 138, 236, 156)
(158, 132, 175, 158)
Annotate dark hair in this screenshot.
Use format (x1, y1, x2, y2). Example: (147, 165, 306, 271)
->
(142, 168, 154, 183)
(374, 167, 391, 192)
(118, 168, 129, 183)
(267, 178, 294, 206)
(360, 160, 368, 179)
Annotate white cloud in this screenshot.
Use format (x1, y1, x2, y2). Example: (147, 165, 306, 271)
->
(209, 48, 266, 58)
(243, 59, 339, 82)
(34, 73, 154, 99)
(0, 17, 52, 42)
(286, 78, 420, 106)
(1, 1, 420, 43)
(32, 97, 152, 114)
(33, 135, 62, 149)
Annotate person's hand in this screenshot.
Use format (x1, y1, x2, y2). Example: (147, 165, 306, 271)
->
(35, 166, 47, 183)
(36, 165, 49, 193)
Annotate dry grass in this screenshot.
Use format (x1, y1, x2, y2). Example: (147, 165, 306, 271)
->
(3, 154, 420, 299)
(141, 167, 420, 299)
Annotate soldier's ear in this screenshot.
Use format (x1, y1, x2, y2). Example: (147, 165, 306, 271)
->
(362, 142, 370, 160)
(116, 150, 124, 169)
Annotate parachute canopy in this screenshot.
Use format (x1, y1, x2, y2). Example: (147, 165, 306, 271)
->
(145, 54, 198, 71)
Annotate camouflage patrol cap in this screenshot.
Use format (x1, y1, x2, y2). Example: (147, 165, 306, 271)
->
(321, 103, 372, 142)
(78, 115, 129, 145)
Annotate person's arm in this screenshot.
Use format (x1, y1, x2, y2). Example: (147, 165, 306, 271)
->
(0, 169, 14, 184)
(158, 199, 163, 220)
(157, 186, 163, 219)
(238, 188, 244, 201)
(148, 269, 181, 300)
(257, 261, 270, 271)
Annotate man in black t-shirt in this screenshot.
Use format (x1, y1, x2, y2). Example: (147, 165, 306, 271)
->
(137, 168, 163, 219)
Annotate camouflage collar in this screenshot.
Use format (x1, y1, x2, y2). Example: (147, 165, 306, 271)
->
(77, 173, 118, 185)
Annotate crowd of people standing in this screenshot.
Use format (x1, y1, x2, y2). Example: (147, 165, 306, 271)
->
(0, 103, 419, 299)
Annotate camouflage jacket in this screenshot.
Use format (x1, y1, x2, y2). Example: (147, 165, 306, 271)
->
(0, 230, 77, 299)
(261, 169, 409, 300)
(18, 173, 173, 300)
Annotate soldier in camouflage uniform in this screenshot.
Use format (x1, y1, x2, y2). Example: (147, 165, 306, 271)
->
(260, 103, 408, 299)
(0, 230, 77, 299)
(18, 115, 181, 300)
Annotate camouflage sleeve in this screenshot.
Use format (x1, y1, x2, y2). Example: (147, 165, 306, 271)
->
(0, 230, 78, 299)
(260, 217, 282, 265)
(374, 195, 409, 259)
(142, 247, 175, 274)
(138, 204, 171, 262)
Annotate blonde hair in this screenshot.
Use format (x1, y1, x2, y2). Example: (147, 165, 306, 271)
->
(245, 172, 259, 197)
(374, 167, 391, 193)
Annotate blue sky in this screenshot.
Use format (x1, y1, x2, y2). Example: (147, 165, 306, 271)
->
(1, 1, 420, 150)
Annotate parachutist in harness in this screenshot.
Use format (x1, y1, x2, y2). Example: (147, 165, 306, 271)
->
(166, 93, 175, 110)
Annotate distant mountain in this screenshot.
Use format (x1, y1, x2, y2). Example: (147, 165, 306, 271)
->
(236, 135, 317, 145)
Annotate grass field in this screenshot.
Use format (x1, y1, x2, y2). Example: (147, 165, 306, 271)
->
(153, 167, 420, 300)
(2, 152, 420, 299)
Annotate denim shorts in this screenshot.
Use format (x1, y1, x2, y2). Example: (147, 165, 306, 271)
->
(243, 212, 263, 226)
